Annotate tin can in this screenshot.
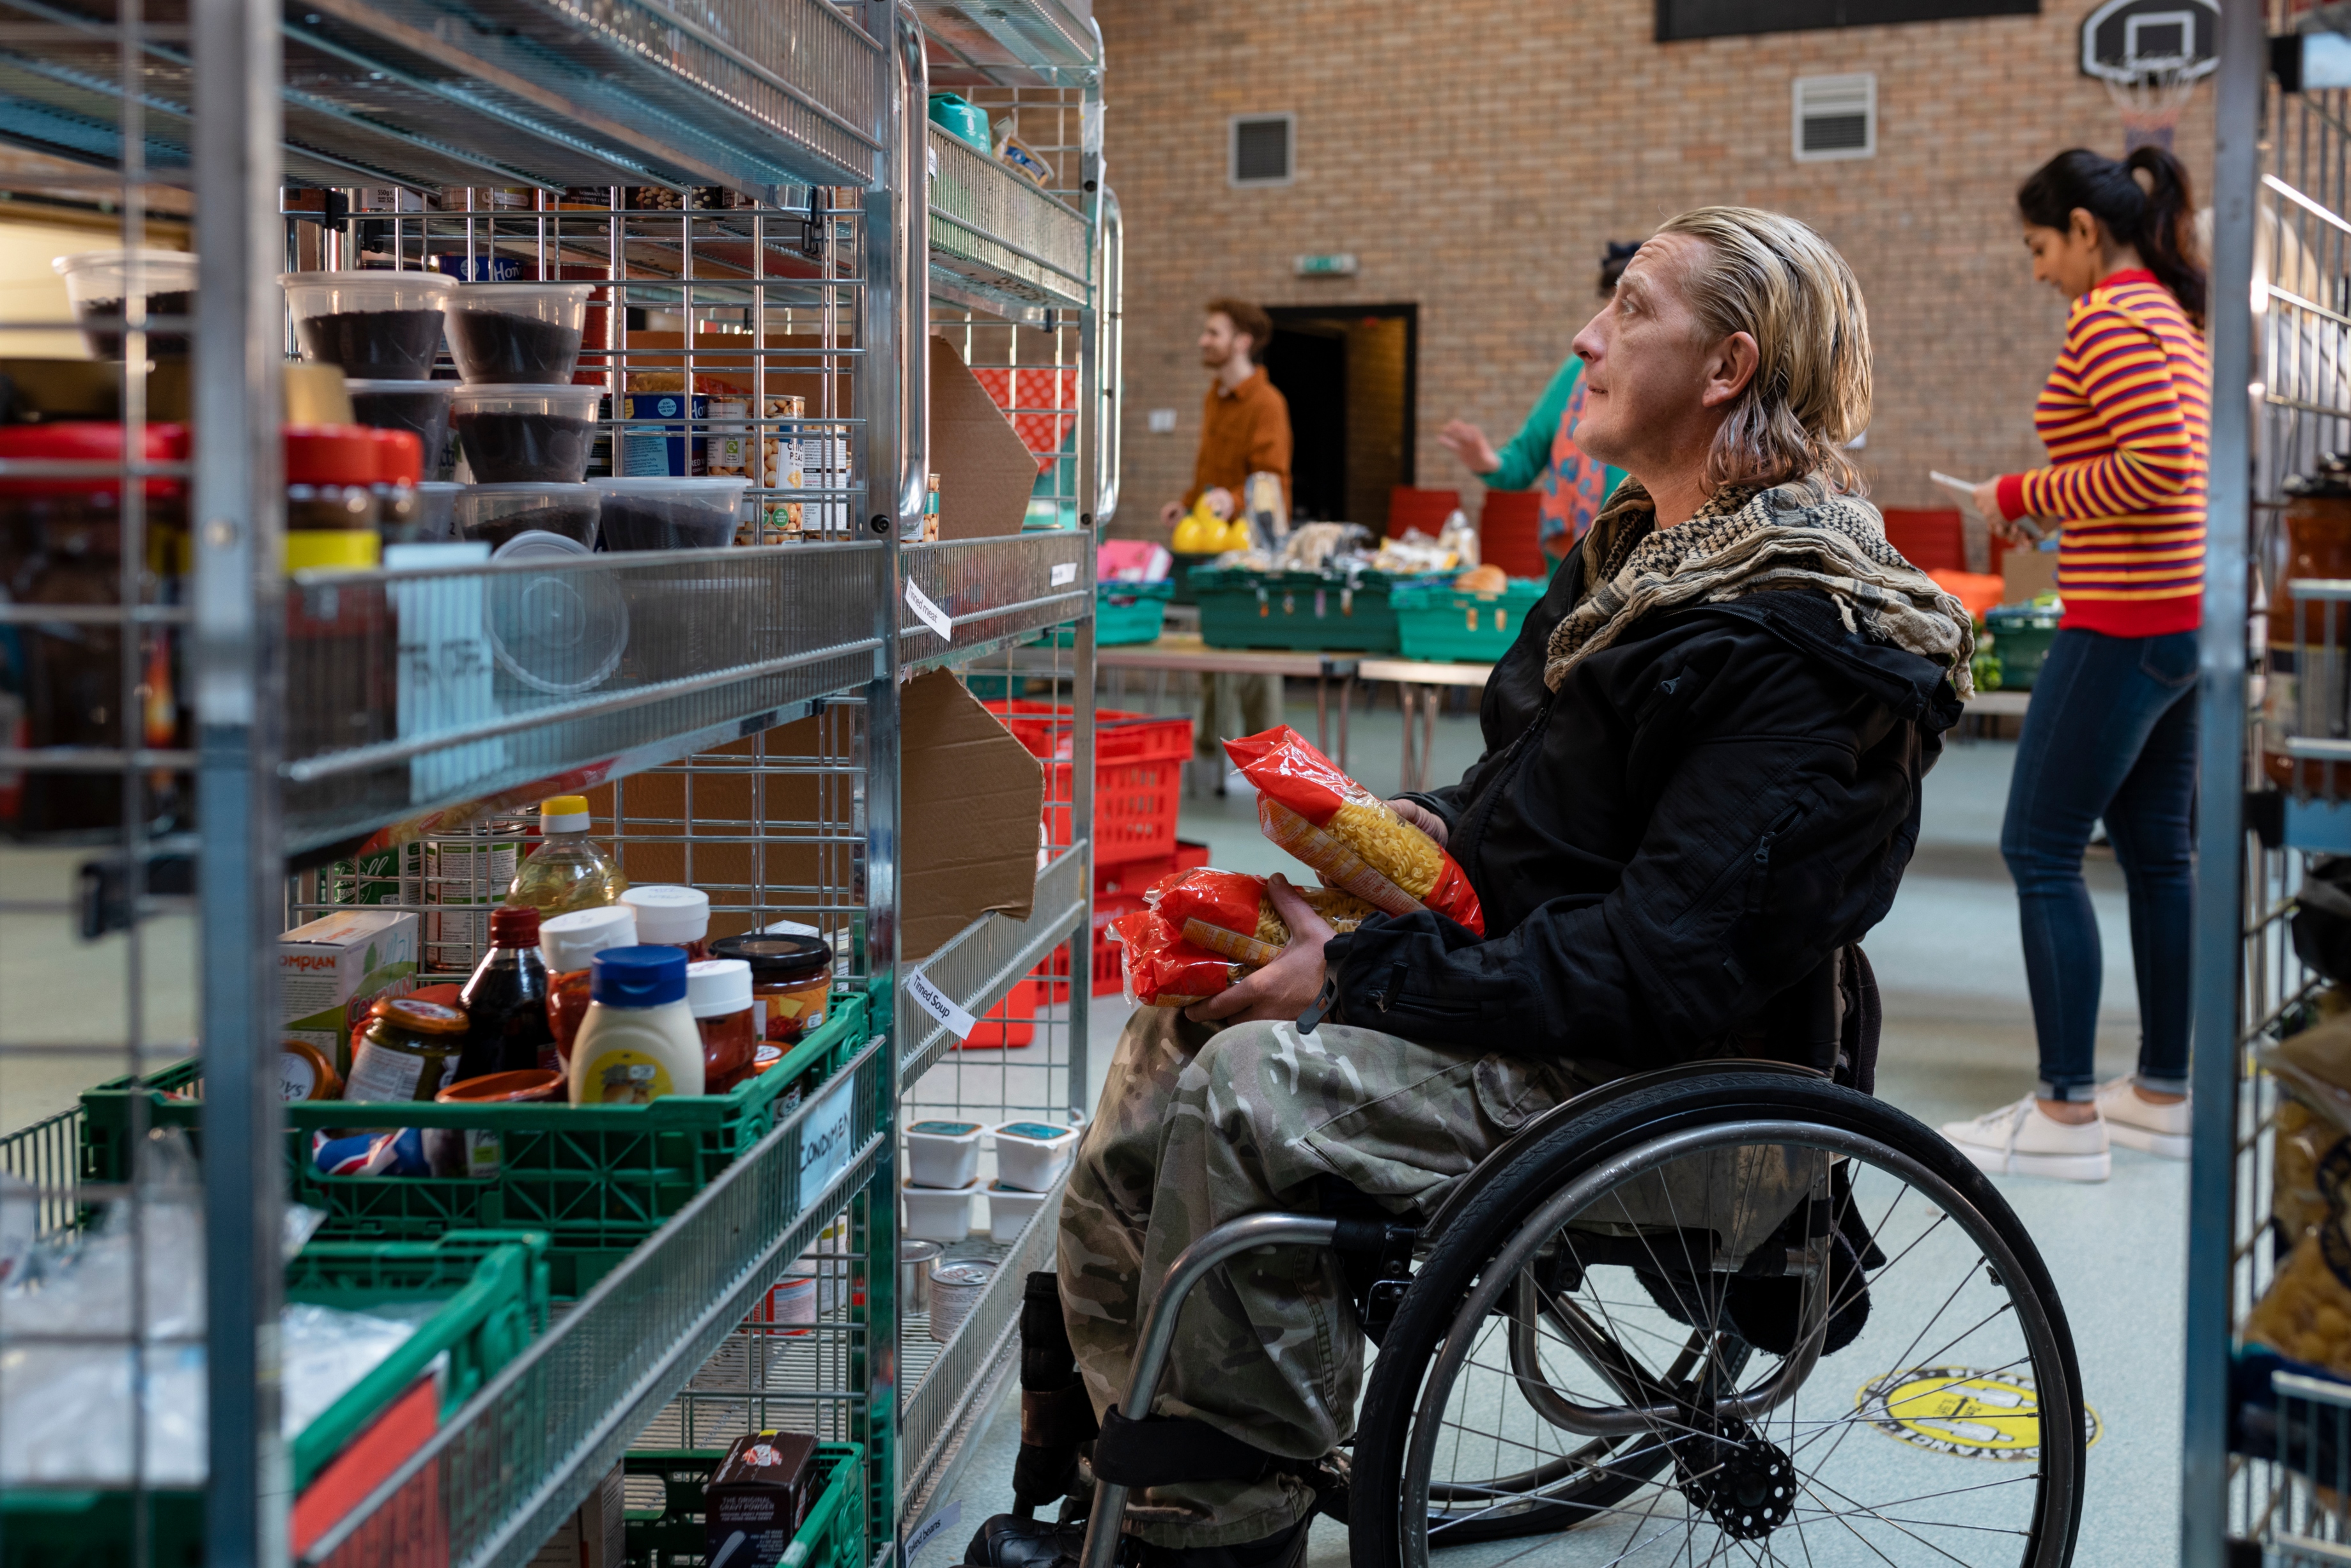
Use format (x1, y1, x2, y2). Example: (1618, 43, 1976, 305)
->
(900, 1239, 941, 1314)
(927, 1259, 994, 1343)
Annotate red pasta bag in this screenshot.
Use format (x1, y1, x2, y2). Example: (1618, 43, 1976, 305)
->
(1223, 726, 1484, 935)
(1110, 909, 1247, 1008)
(1146, 867, 1377, 966)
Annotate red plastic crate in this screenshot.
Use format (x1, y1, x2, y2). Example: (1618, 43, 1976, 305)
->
(984, 703, 1193, 866)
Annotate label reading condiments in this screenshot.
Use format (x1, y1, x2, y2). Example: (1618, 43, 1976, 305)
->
(583, 1048, 674, 1105)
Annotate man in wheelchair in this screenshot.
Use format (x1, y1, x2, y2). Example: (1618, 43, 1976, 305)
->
(974, 208, 1983, 1568)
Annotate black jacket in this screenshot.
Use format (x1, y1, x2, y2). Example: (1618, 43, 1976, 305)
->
(1322, 550, 1961, 1071)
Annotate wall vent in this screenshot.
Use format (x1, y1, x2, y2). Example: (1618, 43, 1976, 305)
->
(1793, 72, 1876, 162)
(1230, 114, 1295, 187)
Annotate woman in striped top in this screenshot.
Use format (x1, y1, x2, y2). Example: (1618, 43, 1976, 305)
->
(1942, 146, 2207, 1183)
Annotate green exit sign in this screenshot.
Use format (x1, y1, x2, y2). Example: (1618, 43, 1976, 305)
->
(1293, 253, 1357, 277)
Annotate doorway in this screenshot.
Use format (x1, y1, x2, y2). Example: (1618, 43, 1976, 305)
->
(1261, 304, 1416, 529)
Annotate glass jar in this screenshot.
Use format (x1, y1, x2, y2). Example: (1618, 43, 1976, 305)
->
(346, 995, 472, 1103)
(710, 934, 831, 1046)
(0, 422, 191, 840)
(621, 884, 711, 960)
(688, 957, 757, 1093)
(2270, 454, 2351, 794)
(284, 426, 394, 804)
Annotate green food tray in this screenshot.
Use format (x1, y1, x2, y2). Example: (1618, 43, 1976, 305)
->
(81, 988, 870, 1296)
(1391, 579, 1546, 663)
(1168, 550, 1223, 606)
(1192, 568, 1438, 654)
(1049, 580, 1172, 649)
(1980, 606, 2062, 691)
(624, 1441, 864, 1568)
(0, 1229, 548, 1561)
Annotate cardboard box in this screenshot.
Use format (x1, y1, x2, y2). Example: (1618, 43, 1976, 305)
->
(279, 909, 418, 1070)
(704, 1432, 819, 1568)
(2002, 541, 2060, 605)
(592, 670, 1042, 963)
(929, 335, 1039, 541)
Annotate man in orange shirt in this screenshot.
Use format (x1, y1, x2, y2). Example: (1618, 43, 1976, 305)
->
(1163, 299, 1293, 787)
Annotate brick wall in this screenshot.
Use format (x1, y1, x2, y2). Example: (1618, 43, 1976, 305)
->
(1097, 0, 2214, 537)
(1343, 315, 1407, 526)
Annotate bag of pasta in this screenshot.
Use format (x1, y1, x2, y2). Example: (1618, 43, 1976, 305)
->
(1223, 726, 1484, 935)
(2273, 1001, 2351, 1242)
(1146, 867, 1377, 966)
(1110, 909, 1250, 1008)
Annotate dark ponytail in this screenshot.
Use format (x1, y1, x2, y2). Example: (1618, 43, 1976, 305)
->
(2016, 146, 2207, 327)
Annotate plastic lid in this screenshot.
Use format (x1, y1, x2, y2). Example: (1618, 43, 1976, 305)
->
(709, 933, 831, 981)
(687, 958, 753, 1018)
(286, 530, 382, 572)
(436, 1068, 564, 1103)
(371, 427, 422, 487)
(0, 422, 190, 498)
(379, 997, 469, 1035)
(590, 944, 688, 1008)
(488, 904, 541, 948)
(539, 904, 636, 972)
(284, 424, 382, 486)
(622, 884, 711, 944)
(540, 794, 591, 833)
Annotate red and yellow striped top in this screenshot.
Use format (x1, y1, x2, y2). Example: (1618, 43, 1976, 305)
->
(1994, 268, 2209, 638)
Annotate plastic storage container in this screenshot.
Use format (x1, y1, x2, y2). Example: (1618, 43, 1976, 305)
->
(442, 281, 593, 383)
(348, 379, 456, 476)
(904, 1119, 983, 1188)
(1192, 566, 1431, 654)
(902, 1178, 978, 1242)
(1982, 603, 2062, 692)
(485, 529, 629, 695)
(52, 247, 197, 357)
(412, 480, 461, 541)
(987, 1180, 1053, 1242)
(1095, 580, 1171, 645)
(451, 383, 600, 483)
(281, 271, 456, 380)
(453, 481, 601, 550)
(1391, 578, 1546, 663)
(591, 475, 748, 550)
(991, 1119, 1078, 1192)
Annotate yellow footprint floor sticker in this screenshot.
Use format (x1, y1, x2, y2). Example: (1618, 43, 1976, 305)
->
(1855, 1366, 2101, 1461)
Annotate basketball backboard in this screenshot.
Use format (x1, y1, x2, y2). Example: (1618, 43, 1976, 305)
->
(2080, 0, 2219, 83)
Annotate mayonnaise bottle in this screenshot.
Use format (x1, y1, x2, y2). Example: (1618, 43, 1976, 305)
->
(567, 944, 705, 1105)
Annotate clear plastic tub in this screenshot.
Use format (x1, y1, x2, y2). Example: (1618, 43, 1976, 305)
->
(451, 383, 599, 483)
(590, 476, 748, 550)
(442, 282, 594, 383)
(484, 528, 629, 695)
(281, 272, 455, 380)
(52, 248, 197, 358)
(454, 481, 601, 551)
(412, 481, 461, 542)
(348, 379, 456, 475)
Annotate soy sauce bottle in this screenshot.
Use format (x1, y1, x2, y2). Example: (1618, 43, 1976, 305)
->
(458, 904, 557, 1077)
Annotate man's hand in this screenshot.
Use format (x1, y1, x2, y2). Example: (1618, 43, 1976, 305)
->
(1201, 486, 1235, 521)
(1437, 419, 1502, 476)
(1389, 797, 1449, 849)
(1160, 498, 1184, 527)
(1185, 875, 1334, 1027)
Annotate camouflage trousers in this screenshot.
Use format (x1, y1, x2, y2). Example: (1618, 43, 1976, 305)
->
(1056, 1005, 1591, 1548)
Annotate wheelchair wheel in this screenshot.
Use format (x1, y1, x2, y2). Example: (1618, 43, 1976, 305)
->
(1351, 1070, 2085, 1567)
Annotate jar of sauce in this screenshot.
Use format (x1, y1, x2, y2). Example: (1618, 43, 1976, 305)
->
(710, 934, 830, 1046)
(369, 426, 422, 545)
(621, 884, 711, 960)
(2270, 454, 2351, 794)
(688, 957, 757, 1093)
(346, 996, 471, 1103)
(540, 904, 638, 1065)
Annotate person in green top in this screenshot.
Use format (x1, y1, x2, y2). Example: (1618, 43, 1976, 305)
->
(1438, 242, 1637, 561)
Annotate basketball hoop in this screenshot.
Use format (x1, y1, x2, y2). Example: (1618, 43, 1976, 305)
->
(2104, 61, 2200, 153)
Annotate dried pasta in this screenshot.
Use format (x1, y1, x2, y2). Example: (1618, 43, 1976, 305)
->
(1146, 867, 1375, 966)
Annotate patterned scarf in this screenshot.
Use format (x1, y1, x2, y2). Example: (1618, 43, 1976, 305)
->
(1546, 473, 1976, 698)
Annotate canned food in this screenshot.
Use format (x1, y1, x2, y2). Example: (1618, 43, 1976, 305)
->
(927, 1258, 995, 1344)
(900, 1239, 942, 1314)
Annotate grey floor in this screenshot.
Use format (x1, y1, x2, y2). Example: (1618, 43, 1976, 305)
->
(915, 691, 2183, 1568)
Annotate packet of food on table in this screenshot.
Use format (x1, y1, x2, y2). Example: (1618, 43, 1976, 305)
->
(2272, 1000, 2351, 1242)
(1224, 726, 1484, 935)
(1110, 909, 1250, 1008)
(1145, 866, 1376, 966)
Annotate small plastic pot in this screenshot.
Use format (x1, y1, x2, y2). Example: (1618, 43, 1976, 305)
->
(348, 378, 456, 475)
(591, 476, 748, 550)
(282, 272, 455, 380)
(454, 481, 601, 551)
(991, 1119, 1079, 1192)
(987, 1181, 1054, 1243)
(53, 248, 197, 358)
(905, 1119, 984, 1189)
(452, 383, 599, 484)
(442, 282, 594, 383)
(901, 1178, 978, 1243)
(411, 480, 461, 542)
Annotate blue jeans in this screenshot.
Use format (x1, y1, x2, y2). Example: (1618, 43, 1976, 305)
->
(2000, 627, 2198, 1102)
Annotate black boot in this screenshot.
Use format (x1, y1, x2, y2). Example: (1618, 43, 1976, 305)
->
(1011, 1272, 1098, 1518)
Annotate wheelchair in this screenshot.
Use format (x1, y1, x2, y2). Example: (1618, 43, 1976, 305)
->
(1067, 1059, 2085, 1568)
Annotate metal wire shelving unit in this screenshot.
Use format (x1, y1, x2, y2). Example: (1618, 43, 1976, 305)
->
(0, 0, 1115, 1560)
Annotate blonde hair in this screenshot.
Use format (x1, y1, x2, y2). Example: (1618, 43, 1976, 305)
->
(1653, 206, 1872, 495)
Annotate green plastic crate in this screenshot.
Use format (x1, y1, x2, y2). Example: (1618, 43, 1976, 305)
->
(0, 1230, 546, 1562)
(624, 1441, 864, 1568)
(1980, 604, 2062, 691)
(1192, 568, 1438, 654)
(1391, 579, 1546, 663)
(1050, 580, 1171, 649)
(1168, 550, 1223, 606)
(82, 989, 870, 1296)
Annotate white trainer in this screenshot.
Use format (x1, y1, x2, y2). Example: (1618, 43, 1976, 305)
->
(2095, 1076, 2191, 1160)
(1939, 1095, 2111, 1182)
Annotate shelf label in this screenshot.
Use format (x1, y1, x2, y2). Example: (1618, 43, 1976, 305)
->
(907, 1501, 962, 1564)
(1051, 562, 1077, 587)
(905, 578, 953, 640)
(798, 1073, 858, 1201)
(905, 967, 976, 1042)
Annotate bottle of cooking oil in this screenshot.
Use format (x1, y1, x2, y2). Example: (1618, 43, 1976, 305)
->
(507, 795, 629, 917)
